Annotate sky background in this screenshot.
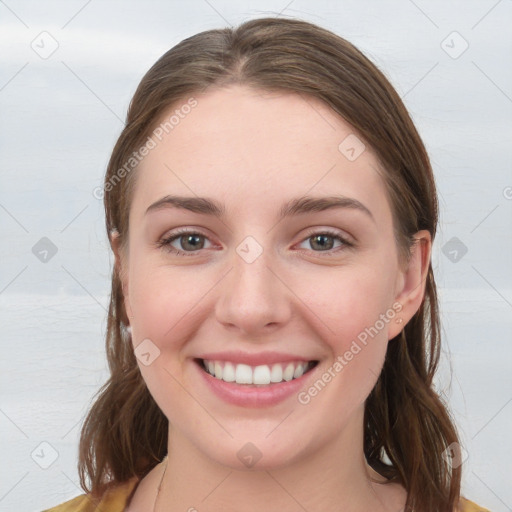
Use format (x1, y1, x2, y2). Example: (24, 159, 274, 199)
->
(0, 1, 511, 511)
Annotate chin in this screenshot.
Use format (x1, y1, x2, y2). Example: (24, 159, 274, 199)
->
(190, 424, 320, 473)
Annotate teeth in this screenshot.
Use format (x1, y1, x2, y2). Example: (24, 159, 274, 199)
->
(201, 359, 312, 385)
(293, 364, 305, 379)
(253, 365, 271, 385)
(214, 361, 223, 379)
(222, 362, 236, 382)
(235, 364, 252, 384)
(283, 363, 295, 381)
(270, 364, 283, 383)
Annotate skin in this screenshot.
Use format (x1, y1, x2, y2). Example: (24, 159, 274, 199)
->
(114, 84, 431, 512)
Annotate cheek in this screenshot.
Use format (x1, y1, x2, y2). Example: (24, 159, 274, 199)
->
(126, 264, 208, 423)
(128, 261, 205, 345)
(292, 268, 396, 428)
(307, 265, 397, 346)
(308, 266, 396, 392)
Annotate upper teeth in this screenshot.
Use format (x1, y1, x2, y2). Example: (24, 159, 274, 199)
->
(203, 359, 311, 385)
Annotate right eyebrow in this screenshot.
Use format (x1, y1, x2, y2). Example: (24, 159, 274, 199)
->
(145, 195, 225, 217)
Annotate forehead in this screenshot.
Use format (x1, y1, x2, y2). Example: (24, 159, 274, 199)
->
(131, 85, 391, 225)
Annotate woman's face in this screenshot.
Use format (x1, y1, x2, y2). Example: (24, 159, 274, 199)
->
(115, 84, 428, 470)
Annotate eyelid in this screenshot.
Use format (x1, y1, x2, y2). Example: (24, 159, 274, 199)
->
(299, 226, 354, 245)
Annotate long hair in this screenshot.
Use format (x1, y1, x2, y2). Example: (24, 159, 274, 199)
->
(78, 17, 461, 512)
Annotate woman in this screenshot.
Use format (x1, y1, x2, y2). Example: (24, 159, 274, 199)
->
(44, 17, 490, 512)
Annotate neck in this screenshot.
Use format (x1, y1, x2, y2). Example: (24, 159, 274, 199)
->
(157, 405, 394, 512)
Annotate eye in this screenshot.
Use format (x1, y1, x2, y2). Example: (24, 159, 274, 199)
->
(157, 228, 353, 257)
(157, 229, 213, 256)
(297, 229, 353, 255)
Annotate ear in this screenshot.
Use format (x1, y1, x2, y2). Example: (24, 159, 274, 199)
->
(110, 229, 133, 322)
(388, 230, 432, 340)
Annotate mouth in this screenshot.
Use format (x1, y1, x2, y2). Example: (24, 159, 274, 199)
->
(194, 358, 319, 387)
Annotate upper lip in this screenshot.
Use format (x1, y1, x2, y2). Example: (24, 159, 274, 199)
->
(196, 351, 318, 366)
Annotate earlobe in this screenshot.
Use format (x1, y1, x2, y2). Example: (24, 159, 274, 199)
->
(388, 230, 432, 339)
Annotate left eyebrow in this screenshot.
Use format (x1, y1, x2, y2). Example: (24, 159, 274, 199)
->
(145, 194, 374, 223)
(279, 195, 374, 223)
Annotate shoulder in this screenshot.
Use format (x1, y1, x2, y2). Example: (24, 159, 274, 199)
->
(42, 485, 490, 512)
(459, 496, 492, 512)
(42, 477, 139, 512)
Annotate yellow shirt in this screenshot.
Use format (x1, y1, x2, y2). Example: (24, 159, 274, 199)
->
(42, 478, 491, 512)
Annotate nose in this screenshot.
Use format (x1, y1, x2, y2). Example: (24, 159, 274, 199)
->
(214, 244, 292, 337)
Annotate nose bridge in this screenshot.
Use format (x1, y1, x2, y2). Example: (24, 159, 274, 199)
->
(214, 234, 290, 334)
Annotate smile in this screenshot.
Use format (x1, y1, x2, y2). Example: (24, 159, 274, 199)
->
(197, 358, 318, 386)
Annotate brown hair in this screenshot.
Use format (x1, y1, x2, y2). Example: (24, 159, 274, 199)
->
(78, 17, 461, 512)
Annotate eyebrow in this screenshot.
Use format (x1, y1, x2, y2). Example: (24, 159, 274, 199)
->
(145, 194, 374, 222)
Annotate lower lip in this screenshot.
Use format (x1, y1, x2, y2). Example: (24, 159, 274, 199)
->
(194, 360, 318, 408)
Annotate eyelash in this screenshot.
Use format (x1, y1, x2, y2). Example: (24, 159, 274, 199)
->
(156, 228, 354, 257)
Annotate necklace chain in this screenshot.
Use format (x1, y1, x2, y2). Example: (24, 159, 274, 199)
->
(151, 455, 405, 511)
(153, 455, 169, 512)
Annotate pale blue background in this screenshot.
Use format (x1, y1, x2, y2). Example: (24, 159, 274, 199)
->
(0, 1, 511, 511)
